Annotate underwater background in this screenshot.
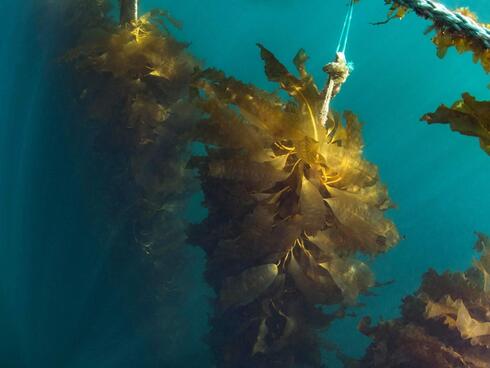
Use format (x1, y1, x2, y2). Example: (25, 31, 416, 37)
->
(0, 0, 489, 367)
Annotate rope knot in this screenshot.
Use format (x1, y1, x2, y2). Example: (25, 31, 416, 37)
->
(323, 52, 350, 99)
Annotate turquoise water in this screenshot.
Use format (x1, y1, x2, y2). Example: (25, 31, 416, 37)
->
(1, 0, 489, 367)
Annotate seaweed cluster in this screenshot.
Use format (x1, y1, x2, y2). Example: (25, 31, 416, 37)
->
(35, 0, 490, 366)
(378, 2, 490, 156)
(62, 0, 200, 361)
(360, 233, 490, 368)
(419, 12, 490, 158)
(429, 7, 490, 73)
(189, 45, 399, 367)
(61, 2, 402, 366)
(381, 1, 490, 72)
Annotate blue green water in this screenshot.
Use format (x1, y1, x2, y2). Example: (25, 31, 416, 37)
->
(1, 0, 489, 367)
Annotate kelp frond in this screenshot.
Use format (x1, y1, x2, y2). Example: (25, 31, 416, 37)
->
(360, 233, 490, 367)
(190, 45, 399, 367)
(65, 5, 200, 363)
(65, 7, 199, 210)
(422, 93, 490, 155)
(430, 7, 490, 73)
(381, 1, 490, 72)
(385, 0, 410, 20)
(378, 2, 490, 156)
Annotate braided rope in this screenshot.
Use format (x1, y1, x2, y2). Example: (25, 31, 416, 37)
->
(394, 0, 490, 48)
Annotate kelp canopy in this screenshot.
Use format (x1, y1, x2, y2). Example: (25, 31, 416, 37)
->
(189, 44, 399, 367)
(360, 233, 490, 367)
(63, 1, 200, 362)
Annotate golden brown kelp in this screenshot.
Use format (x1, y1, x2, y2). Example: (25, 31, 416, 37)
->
(65, 8, 199, 256)
(380, 1, 490, 72)
(415, 6, 490, 156)
(422, 93, 490, 155)
(359, 233, 490, 368)
(375, 1, 490, 155)
(63, 1, 200, 362)
(428, 7, 490, 72)
(189, 45, 399, 367)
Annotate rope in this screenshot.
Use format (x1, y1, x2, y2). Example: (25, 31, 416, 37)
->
(342, 1, 354, 54)
(319, 53, 350, 129)
(336, 0, 355, 53)
(320, 1, 354, 130)
(120, 0, 139, 25)
(321, 79, 336, 134)
(394, 0, 490, 48)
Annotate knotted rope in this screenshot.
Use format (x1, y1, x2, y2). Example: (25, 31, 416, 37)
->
(320, 1, 354, 131)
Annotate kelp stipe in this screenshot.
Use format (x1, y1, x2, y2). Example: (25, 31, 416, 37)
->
(189, 45, 400, 367)
(360, 233, 490, 367)
(63, 0, 200, 362)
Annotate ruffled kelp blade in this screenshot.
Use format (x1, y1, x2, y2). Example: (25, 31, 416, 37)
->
(360, 232, 490, 367)
(422, 93, 490, 155)
(430, 7, 490, 73)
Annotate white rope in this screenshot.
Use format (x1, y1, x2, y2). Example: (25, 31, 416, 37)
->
(341, 1, 354, 54)
(336, 1, 353, 53)
(120, 0, 139, 24)
(320, 1, 354, 130)
(320, 77, 336, 131)
(319, 52, 349, 129)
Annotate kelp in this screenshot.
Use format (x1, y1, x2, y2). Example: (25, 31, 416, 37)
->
(66, 4, 199, 254)
(45, 0, 112, 32)
(189, 44, 399, 367)
(429, 7, 490, 73)
(422, 93, 490, 155)
(380, 2, 490, 72)
(63, 1, 199, 363)
(376, 2, 490, 155)
(360, 233, 490, 367)
(384, 0, 409, 20)
(415, 7, 490, 156)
